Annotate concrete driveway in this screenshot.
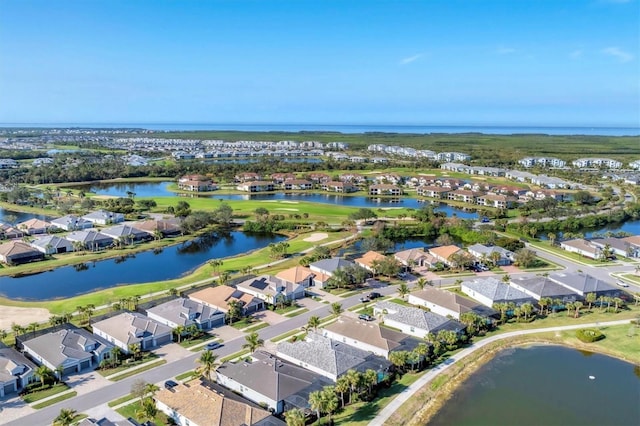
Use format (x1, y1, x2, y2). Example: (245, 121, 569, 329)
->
(213, 325, 244, 342)
(252, 309, 287, 325)
(65, 369, 112, 395)
(152, 342, 192, 362)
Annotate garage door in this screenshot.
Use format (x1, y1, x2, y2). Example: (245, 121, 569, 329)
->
(80, 360, 91, 370)
(155, 334, 172, 346)
(64, 365, 77, 375)
(3, 383, 14, 395)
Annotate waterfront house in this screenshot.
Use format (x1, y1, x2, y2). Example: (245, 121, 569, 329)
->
(91, 312, 173, 354)
(237, 181, 275, 192)
(146, 297, 225, 330)
(16, 218, 51, 235)
(216, 350, 332, 414)
(30, 235, 74, 255)
(132, 218, 182, 237)
(101, 224, 150, 243)
(66, 230, 114, 250)
(354, 250, 387, 272)
(235, 172, 262, 182)
(50, 214, 93, 231)
(467, 244, 514, 266)
(548, 271, 620, 298)
(373, 301, 465, 339)
(275, 265, 315, 288)
(321, 181, 356, 193)
(321, 316, 423, 359)
(560, 239, 602, 260)
(509, 276, 578, 302)
(0, 224, 24, 240)
(270, 172, 297, 184)
(308, 257, 355, 288)
(276, 331, 392, 382)
(448, 189, 479, 204)
(177, 174, 217, 192)
(368, 184, 403, 196)
(82, 210, 125, 226)
(461, 277, 534, 307)
(307, 173, 331, 184)
(189, 285, 265, 315)
(407, 288, 497, 320)
(590, 237, 639, 258)
(416, 185, 451, 199)
(0, 344, 36, 397)
(282, 179, 313, 190)
(22, 326, 112, 375)
(0, 241, 45, 265)
(235, 275, 305, 304)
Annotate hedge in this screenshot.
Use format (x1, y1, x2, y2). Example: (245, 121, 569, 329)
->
(576, 328, 605, 343)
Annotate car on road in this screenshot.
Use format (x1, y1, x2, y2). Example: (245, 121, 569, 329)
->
(369, 292, 382, 299)
(359, 296, 370, 303)
(205, 341, 222, 350)
(481, 217, 491, 223)
(616, 280, 629, 288)
(164, 380, 178, 390)
(358, 314, 374, 321)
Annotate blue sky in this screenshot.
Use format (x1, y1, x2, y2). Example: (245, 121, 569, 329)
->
(1, 0, 638, 126)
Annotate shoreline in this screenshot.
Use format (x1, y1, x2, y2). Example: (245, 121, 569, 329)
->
(388, 331, 640, 426)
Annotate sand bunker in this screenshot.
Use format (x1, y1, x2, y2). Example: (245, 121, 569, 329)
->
(0, 306, 51, 330)
(303, 232, 329, 242)
(275, 208, 299, 211)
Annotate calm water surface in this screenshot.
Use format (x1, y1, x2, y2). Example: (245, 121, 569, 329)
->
(429, 345, 640, 426)
(0, 208, 53, 224)
(0, 231, 284, 301)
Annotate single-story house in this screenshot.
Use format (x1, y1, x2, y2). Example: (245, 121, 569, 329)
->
(155, 380, 279, 426)
(132, 218, 182, 237)
(560, 239, 602, 260)
(216, 351, 332, 414)
(236, 275, 305, 304)
(92, 312, 173, 354)
(22, 326, 112, 375)
(276, 331, 392, 382)
(77, 418, 140, 426)
(428, 245, 465, 267)
(354, 251, 387, 272)
(466, 244, 514, 266)
(461, 278, 535, 307)
(590, 237, 640, 258)
(373, 301, 465, 339)
(0, 241, 45, 265)
(146, 297, 225, 330)
(101, 225, 150, 243)
(49, 215, 93, 231)
(189, 285, 265, 315)
(309, 257, 356, 288)
(407, 288, 497, 320)
(0, 224, 24, 239)
(65, 230, 114, 250)
(0, 344, 36, 397)
(16, 218, 51, 235)
(509, 276, 578, 302)
(321, 316, 423, 359)
(30, 235, 74, 255)
(548, 271, 620, 298)
(394, 247, 437, 269)
(275, 266, 315, 288)
(82, 210, 125, 226)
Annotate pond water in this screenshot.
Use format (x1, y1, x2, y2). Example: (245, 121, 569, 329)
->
(0, 208, 53, 224)
(538, 220, 640, 240)
(72, 181, 177, 198)
(0, 231, 285, 301)
(429, 345, 640, 426)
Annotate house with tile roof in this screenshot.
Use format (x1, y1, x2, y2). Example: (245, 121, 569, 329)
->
(146, 297, 225, 330)
(276, 331, 392, 382)
(236, 275, 305, 304)
(22, 326, 112, 375)
(91, 312, 173, 354)
(154, 380, 281, 426)
(373, 301, 465, 339)
(408, 287, 497, 320)
(460, 277, 534, 307)
(590, 237, 640, 258)
(559, 239, 602, 260)
(321, 316, 423, 359)
(0, 241, 45, 265)
(216, 351, 332, 414)
(101, 224, 150, 243)
(16, 218, 51, 235)
(428, 245, 465, 266)
(132, 218, 182, 237)
(275, 266, 315, 288)
(50, 214, 94, 231)
(354, 251, 387, 272)
(189, 285, 265, 315)
(0, 344, 36, 397)
(394, 247, 437, 269)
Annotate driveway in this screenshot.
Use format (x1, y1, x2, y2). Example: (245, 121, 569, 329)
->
(65, 369, 111, 395)
(213, 325, 244, 342)
(152, 342, 192, 362)
(252, 309, 287, 325)
(500, 265, 523, 274)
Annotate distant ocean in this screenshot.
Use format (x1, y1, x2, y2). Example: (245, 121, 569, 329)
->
(1, 123, 639, 136)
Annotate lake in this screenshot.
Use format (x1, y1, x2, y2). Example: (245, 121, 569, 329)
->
(429, 345, 640, 426)
(0, 208, 53, 224)
(0, 231, 285, 301)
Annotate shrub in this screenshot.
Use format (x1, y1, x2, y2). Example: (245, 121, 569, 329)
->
(576, 328, 605, 343)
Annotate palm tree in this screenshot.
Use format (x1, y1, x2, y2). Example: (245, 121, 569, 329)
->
(285, 408, 306, 426)
(345, 369, 363, 404)
(415, 277, 427, 291)
(84, 304, 95, 323)
(53, 408, 78, 426)
(415, 343, 430, 370)
(330, 302, 343, 316)
(110, 346, 122, 366)
(27, 322, 39, 337)
(226, 300, 242, 325)
(35, 365, 52, 388)
(242, 332, 264, 353)
(128, 343, 142, 361)
(144, 382, 160, 400)
(173, 325, 186, 343)
(309, 390, 325, 424)
(306, 315, 321, 332)
(335, 375, 349, 407)
(136, 398, 158, 423)
(501, 274, 511, 284)
(521, 303, 534, 321)
(0, 329, 7, 344)
(565, 301, 575, 317)
(389, 351, 408, 375)
(613, 297, 624, 313)
(322, 386, 339, 423)
(54, 365, 64, 383)
(586, 292, 597, 311)
(398, 283, 410, 300)
(196, 349, 219, 381)
(363, 369, 378, 397)
(573, 301, 583, 318)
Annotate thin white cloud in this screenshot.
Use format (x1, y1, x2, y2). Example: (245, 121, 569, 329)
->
(570, 49, 583, 59)
(400, 54, 422, 65)
(602, 46, 634, 62)
(496, 47, 516, 55)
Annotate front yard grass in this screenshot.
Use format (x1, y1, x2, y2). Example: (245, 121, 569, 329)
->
(230, 317, 259, 330)
(116, 401, 171, 425)
(243, 322, 269, 333)
(284, 308, 309, 317)
(32, 391, 77, 409)
(108, 393, 137, 408)
(175, 370, 197, 381)
(110, 360, 167, 381)
(97, 352, 158, 377)
(22, 383, 70, 403)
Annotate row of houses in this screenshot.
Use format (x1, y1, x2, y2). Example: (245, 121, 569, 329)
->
(394, 244, 515, 270)
(560, 236, 640, 260)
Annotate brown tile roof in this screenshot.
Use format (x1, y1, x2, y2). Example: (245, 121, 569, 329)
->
(17, 218, 50, 229)
(189, 286, 254, 312)
(622, 235, 640, 246)
(355, 251, 387, 268)
(0, 241, 39, 256)
(276, 266, 315, 284)
(155, 382, 272, 426)
(410, 288, 483, 315)
(429, 245, 462, 260)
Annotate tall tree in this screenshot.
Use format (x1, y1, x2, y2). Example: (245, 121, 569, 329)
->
(35, 365, 52, 388)
(398, 283, 410, 300)
(196, 350, 219, 381)
(306, 315, 321, 332)
(53, 408, 78, 426)
(242, 332, 264, 353)
(309, 390, 325, 424)
(330, 302, 343, 316)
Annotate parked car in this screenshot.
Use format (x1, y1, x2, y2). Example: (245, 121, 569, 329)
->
(359, 296, 370, 303)
(369, 292, 382, 299)
(616, 280, 629, 288)
(164, 380, 178, 390)
(358, 314, 374, 321)
(205, 341, 222, 350)
(481, 217, 491, 223)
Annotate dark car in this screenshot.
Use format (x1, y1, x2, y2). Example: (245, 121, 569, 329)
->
(164, 380, 178, 390)
(205, 341, 222, 350)
(369, 292, 382, 299)
(358, 314, 374, 321)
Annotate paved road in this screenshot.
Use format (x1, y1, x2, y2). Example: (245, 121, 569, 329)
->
(370, 319, 633, 426)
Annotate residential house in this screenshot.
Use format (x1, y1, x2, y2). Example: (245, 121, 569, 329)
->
(276, 331, 392, 382)
(275, 266, 315, 288)
(373, 301, 465, 339)
(339, 173, 367, 185)
(132, 219, 182, 237)
(560, 239, 602, 260)
(428, 245, 464, 267)
(448, 189, 479, 204)
(82, 210, 125, 226)
(621, 235, 640, 253)
(177, 174, 217, 192)
(237, 181, 275, 192)
(590, 237, 639, 258)
(154, 380, 281, 426)
(467, 244, 514, 266)
(572, 158, 622, 169)
(30, 235, 74, 255)
(306, 173, 331, 184)
(270, 173, 297, 184)
(50, 215, 93, 231)
(235, 172, 262, 182)
(548, 271, 620, 298)
(189, 285, 265, 315)
(282, 179, 313, 190)
(476, 194, 515, 208)
(101, 225, 150, 243)
(461, 278, 535, 307)
(407, 288, 497, 320)
(321, 181, 356, 193)
(354, 251, 387, 272)
(368, 184, 403, 196)
(0, 224, 24, 240)
(0, 241, 45, 265)
(16, 218, 51, 235)
(66, 230, 114, 250)
(22, 326, 112, 375)
(216, 351, 332, 414)
(146, 298, 225, 330)
(92, 312, 173, 354)
(0, 344, 36, 397)
(394, 247, 438, 269)
(77, 418, 141, 426)
(322, 316, 423, 359)
(509, 276, 578, 302)
(309, 257, 355, 287)
(236, 275, 305, 304)
(416, 186, 451, 199)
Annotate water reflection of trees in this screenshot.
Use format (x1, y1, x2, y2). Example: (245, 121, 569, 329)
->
(177, 231, 234, 254)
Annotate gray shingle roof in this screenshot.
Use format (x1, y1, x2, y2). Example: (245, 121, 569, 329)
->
(92, 312, 172, 346)
(23, 327, 112, 367)
(462, 277, 533, 304)
(549, 272, 618, 295)
(374, 301, 465, 334)
(0, 344, 35, 383)
(30, 235, 73, 251)
(146, 298, 222, 326)
(309, 258, 355, 275)
(511, 276, 578, 299)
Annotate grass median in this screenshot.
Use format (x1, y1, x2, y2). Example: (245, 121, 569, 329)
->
(110, 360, 167, 381)
(32, 391, 77, 409)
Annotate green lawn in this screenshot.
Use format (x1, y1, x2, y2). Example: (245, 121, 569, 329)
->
(110, 360, 167, 381)
(528, 240, 609, 266)
(243, 322, 269, 333)
(108, 393, 137, 408)
(22, 383, 70, 403)
(32, 391, 77, 409)
(555, 323, 640, 364)
(270, 328, 305, 343)
(116, 400, 171, 425)
(220, 349, 251, 363)
(97, 353, 158, 377)
(273, 304, 302, 315)
(230, 317, 259, 330)
(283, 308, 309, 317)
(175, 370, 197, 381)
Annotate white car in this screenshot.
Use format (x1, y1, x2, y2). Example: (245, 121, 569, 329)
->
(616, 280, 629, 288)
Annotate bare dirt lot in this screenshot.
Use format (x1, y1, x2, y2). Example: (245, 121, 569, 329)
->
(303, 232, 329, 242)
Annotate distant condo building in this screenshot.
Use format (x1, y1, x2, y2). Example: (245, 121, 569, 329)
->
(518, 157, 566, 168)
(629, 160, 640, 170)
(572, 158, 622, 169)
(436, 152, 471, 162)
